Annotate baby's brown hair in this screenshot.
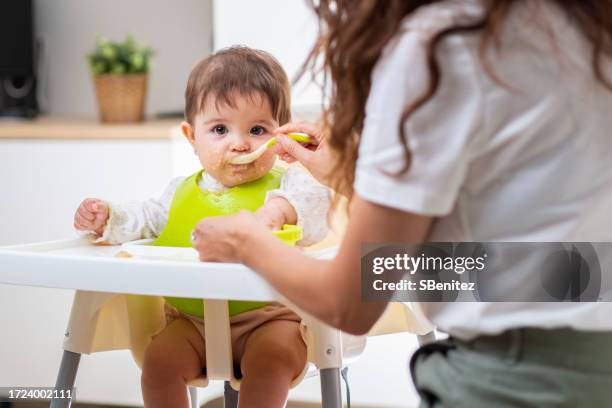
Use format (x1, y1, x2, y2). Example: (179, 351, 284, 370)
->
(185, 46, 291, 126)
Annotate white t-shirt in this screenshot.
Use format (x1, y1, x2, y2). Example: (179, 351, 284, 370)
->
(354, 0, 612, 340)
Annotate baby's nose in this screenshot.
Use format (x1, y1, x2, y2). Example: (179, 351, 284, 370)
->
(229, 138, 251, 152)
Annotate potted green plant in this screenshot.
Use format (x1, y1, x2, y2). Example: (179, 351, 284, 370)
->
(88, 35, 154, 123)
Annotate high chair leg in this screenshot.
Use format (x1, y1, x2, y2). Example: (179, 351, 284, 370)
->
(50, 350, 80, 408)
(223, 381, 238, 408)
(188, 386, 199, 408)
(320, 368, 342, 408)
(417, 331, 436, 346)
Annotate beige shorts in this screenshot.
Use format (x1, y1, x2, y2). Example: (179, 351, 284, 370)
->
(164, 301, 306, 366)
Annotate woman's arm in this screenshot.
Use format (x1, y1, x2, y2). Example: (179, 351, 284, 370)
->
(238, 194, 433, 335)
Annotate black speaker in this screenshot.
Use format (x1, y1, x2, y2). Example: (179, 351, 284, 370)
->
(0, 0, 38, 118)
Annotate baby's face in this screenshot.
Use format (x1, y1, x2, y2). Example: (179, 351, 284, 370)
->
(182, 93, 279, 187)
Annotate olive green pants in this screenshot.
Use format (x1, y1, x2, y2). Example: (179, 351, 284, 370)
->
(410, 328, 612, 407)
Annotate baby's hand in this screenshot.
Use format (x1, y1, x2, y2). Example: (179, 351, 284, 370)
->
(74, 198, 110, 236)
(255, 197, 297, 231)
(255, 203, 286, 231)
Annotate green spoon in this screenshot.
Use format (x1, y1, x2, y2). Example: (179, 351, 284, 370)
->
(229, 132, 311, 164)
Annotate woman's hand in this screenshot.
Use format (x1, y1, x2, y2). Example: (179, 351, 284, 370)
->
(192, 210, 268, 262)
(74, 198, 109, 236)
(273, 122, 335, 188)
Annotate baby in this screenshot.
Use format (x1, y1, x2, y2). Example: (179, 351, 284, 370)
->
(73, 46, 331, 407)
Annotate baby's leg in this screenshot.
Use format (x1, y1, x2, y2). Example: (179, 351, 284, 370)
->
(239, 320, 307, 408)
(141, 317, 206, 408)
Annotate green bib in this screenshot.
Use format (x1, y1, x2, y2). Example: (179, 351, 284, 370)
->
(154, 166, 285, 317)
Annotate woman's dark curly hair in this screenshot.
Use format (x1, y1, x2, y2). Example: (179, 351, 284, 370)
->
(302, 0, 612, 211)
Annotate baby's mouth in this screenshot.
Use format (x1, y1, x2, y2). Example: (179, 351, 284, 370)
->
(228, 152, 258, 165)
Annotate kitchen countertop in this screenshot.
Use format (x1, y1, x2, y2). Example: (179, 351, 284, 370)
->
(0, 116, 183, 139)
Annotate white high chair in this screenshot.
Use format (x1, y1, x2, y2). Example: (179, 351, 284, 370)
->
(0, 237, 435, 408)
(52, 292, 435, 408)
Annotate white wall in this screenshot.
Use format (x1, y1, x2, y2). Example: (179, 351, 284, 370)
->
(212, 0, 325, 108)
(34, 0, 213, 117)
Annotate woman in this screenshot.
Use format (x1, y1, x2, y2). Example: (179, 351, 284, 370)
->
(192, 0, 612, 405)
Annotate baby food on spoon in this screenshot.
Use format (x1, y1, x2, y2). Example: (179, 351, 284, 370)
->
(229, 132, 311, 164)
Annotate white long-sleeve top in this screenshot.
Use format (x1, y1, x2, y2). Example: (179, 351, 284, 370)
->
(82, 166, 331, 247)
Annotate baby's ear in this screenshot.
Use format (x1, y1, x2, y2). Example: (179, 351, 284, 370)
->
(181, 121, 195, 146)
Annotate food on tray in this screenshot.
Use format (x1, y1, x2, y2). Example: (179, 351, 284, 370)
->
(114, 250, 134, 258)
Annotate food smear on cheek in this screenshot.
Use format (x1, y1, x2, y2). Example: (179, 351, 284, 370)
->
(254, 161, 269, 174)
(205, 145, 226, 173)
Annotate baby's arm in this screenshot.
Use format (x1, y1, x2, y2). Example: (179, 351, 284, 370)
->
(255, 196, 297, 231)
(74, 177, 183, 244)
(259, 165, 332, 247)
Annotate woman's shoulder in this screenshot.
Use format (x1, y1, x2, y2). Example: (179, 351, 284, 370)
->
(400, 0, 485, 37)
(380, 0, 485, 60)
(373, 0, 485, 88)
(366, 1, 486, 123)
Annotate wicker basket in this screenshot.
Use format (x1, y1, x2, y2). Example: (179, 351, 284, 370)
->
(93, 73, 148, 123)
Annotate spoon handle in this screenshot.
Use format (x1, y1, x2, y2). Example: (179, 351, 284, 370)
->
(267, 132, 310, 149)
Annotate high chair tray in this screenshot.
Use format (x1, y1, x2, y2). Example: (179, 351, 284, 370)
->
(0, 238, 338, 301)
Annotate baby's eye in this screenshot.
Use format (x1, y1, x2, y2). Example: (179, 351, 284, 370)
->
(212, 125, 227, 135)
(250, 126, 266, 136)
